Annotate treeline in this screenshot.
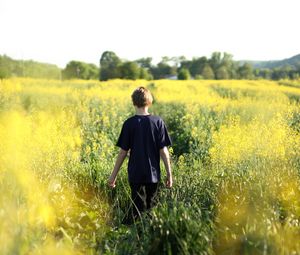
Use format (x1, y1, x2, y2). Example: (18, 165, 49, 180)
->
(0, 55, 61, 79)
(98, 51, 252, 80)
(98, 51, 300, 80)
(254, 66, 300, 80)
(0, 55, 99, 80)
(1, 52, 300, 80)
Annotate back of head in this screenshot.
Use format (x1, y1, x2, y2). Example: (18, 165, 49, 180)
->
(131, 87, 153, 107)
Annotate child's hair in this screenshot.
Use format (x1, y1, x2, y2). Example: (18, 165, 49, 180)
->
(131, 87, 153, 107)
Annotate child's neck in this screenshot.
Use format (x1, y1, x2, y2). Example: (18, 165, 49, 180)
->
(135, 107, 150, 116)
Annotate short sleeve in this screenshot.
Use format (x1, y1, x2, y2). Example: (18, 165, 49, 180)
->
(116, 121, 130, 151)
(158, 120, 172, 149)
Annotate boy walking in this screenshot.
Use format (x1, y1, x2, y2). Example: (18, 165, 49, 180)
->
(108, 86, 172, 221)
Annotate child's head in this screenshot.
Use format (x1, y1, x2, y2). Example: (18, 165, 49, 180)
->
(131, 87, 153, 108)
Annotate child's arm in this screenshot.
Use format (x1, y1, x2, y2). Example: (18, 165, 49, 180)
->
(108, 148, 128, 188)
(160, 146, 173, 188)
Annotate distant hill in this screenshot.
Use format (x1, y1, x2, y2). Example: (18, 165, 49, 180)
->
(239, 54, 300, 69)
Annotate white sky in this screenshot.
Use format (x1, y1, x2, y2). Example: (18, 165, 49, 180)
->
(0, 0, 299, 67)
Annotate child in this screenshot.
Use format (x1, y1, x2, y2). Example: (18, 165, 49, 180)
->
(108, 86, 172, 221)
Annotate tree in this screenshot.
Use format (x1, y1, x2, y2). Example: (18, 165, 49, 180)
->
(221, 53, 235, 78)
(171, 56, 187, 68)
(238, 63, 253, 79)
(86, 63, 99, 79)
(271, 66, 293, 80)
(201, 64, 215, 79)
(62, 61, 99, 80)
(258, 68, 272, 79)
(209, 52, 222, 71)
(135, 57, 153, 80)
(0, 55, 61, 79)
(208, 52, 235, 79)
(135, 57, 152, 69)
(99, 51, 121, 81)
(139, 68, 153, 80)
(189, 57, 207, 78)
(120, 61, 140, 80)
(216, 66, 229, 79)
(150, 59, 176, 79)
(0, 55, 12, 78)
(179, 60, 192, 73)
(177, 68, 191, 80)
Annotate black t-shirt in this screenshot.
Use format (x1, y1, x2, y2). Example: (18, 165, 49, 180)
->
(116, 114, 172, 184)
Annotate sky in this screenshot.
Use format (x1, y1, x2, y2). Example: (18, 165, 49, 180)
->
(0, 0, 299, 68)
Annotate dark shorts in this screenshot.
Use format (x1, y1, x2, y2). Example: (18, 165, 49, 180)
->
(129, 183, 159, 218)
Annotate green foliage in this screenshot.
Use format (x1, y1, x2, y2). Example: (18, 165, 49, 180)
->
(195, 74, 204, 80)
(99, 51, 122, 81)
(176, 52, 300, 80)
(238, 63, 254, 79)
(0, 55, 12, 78)
(139, 67, 153, 80)
(2, 52, 300, 81)
(135, 57, 153, 69)
(150, 58, 177, 79)
(190, 57, 208, 77)
(144, 202, 213, 255)
(252, 53, 300, 69)
(152, 102, 191, 156)
(120, 61, 140, 80)
(216, 66, 229, 79)
(62, 61, 99, 80)
(209, 52, 222, 71)
(99, 52, 154, 81)
(0, 55, 61, 79)
(201, 64, 215, 79)
(256, 68, 272, 79)
(177, 68, 190, 80)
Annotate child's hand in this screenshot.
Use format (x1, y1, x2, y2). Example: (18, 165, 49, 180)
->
(166, 175, 173, 188)
(108, 176, 116, 188)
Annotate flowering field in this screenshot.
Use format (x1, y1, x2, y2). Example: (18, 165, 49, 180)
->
(1, 78, 300, 254)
